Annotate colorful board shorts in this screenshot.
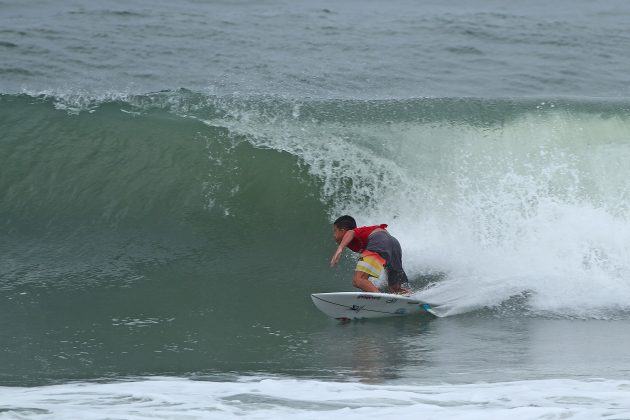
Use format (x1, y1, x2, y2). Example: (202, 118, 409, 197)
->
(356, 251, 386, 278)
(355, 231, 409, 286)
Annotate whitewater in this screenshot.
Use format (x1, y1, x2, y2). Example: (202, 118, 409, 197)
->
(3, 377, 630, 419)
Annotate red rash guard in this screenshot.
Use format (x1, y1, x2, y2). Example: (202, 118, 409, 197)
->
(347, 224, 388, 252)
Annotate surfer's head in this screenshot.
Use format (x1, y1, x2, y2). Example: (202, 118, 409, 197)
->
(333, 215, 357, 243)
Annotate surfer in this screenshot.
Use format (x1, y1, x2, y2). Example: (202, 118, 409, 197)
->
(330, 215, 411, 294)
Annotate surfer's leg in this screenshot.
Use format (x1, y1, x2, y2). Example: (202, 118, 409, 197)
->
(352, 271, 379, 293)
(354, 251, 384, 293)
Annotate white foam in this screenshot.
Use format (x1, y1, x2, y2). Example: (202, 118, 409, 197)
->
(1, 377, 628, 419)
(19, 88, 139, 114)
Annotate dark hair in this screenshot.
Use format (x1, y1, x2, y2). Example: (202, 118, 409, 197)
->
(333, 215, 357, 230)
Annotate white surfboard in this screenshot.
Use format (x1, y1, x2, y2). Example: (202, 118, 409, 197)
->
(311, 292, 437, 320)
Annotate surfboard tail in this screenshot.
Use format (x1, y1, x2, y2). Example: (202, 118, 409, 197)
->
(421, 303, 439, 317)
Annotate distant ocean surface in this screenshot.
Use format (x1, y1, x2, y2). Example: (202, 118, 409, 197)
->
(2, 0, 630, 418)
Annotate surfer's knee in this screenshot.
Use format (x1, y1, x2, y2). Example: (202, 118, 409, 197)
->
(352, 271, 369, 288)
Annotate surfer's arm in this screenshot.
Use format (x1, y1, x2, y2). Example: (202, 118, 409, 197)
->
(330, 230, 355, 267)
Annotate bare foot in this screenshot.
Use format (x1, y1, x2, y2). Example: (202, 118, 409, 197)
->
(388, 286, 412, 296)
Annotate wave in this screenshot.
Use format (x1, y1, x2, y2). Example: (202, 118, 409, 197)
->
(2, 91, 630, 318)
(2, 376, 629, 419)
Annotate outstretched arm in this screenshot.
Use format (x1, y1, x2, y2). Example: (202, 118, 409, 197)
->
(330, 230, 355, 267)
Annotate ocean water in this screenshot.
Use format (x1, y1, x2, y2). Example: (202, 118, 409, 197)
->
(2, 0, 630, 418)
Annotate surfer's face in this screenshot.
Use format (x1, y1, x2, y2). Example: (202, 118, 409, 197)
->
(332, 225, 346, 244)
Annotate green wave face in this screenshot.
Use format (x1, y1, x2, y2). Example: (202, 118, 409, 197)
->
(2, 92, 630, 383)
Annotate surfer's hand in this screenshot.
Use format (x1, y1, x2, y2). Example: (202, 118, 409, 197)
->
(330, 248, 343, 267)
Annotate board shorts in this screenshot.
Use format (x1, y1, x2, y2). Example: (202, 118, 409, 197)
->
(356, 251, 386, 278)
(355, 231, 409, 287)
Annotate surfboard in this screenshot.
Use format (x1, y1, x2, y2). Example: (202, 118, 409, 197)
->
(311, 292, 437, 320)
